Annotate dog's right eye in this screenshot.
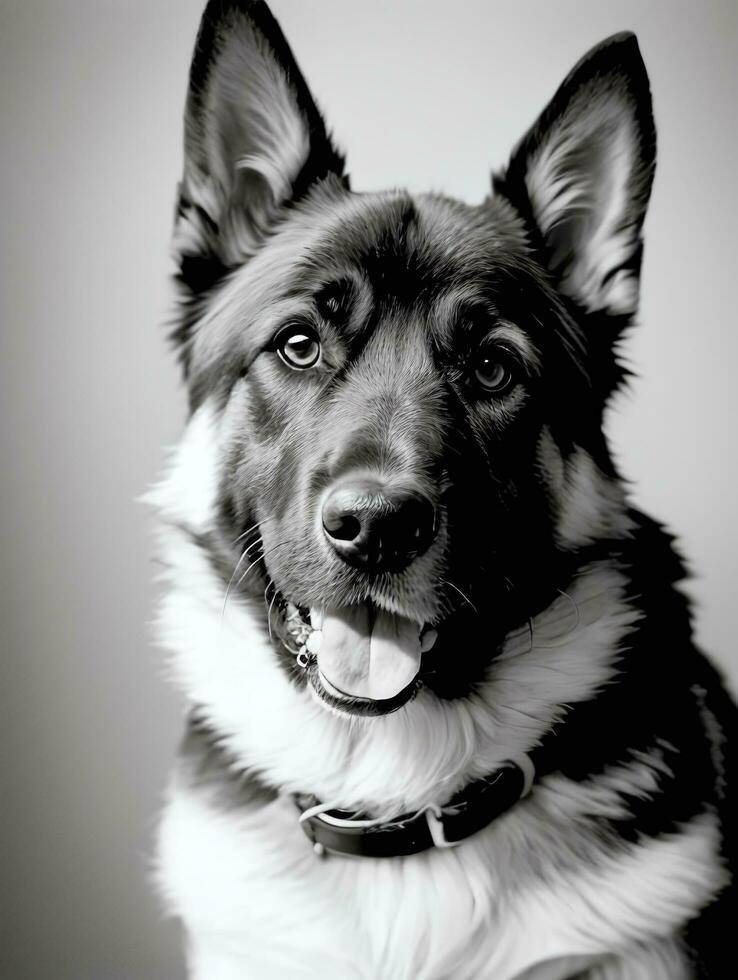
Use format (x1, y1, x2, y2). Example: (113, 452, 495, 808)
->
(275, 324, 322, 370)
(469, 345, 516, 396)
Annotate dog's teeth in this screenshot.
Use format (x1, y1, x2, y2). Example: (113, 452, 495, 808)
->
(309, 607, 324, 630)
(420, 629, 438, 653)
(306, 630, 323, 654)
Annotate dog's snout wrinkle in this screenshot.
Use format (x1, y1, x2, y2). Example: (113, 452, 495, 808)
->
(322, 476, 437, 574)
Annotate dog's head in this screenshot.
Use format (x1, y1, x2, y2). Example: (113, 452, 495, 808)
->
(165, 0, 655, 718)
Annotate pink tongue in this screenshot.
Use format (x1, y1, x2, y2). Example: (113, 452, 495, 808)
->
(316, 606, 421, 701)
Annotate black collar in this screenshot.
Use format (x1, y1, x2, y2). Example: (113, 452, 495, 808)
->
(185, 714, 534, 860)
(295, 761, 531, 859)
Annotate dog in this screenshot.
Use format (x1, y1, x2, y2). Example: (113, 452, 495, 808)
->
(150, 2, 736, 976)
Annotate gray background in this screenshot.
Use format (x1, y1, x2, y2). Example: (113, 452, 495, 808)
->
(1, 1, 736, 977)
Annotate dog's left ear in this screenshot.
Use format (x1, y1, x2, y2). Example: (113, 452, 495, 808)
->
(174, 0, 346, 299)
(496, 32, 655, 317)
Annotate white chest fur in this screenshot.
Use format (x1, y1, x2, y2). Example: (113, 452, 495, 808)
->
(157, 781, 722, 980)
(150, 405, 726, 977)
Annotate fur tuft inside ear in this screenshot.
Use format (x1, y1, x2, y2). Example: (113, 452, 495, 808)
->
(173, 1, 345, 303)
(495, 33, 656, 317)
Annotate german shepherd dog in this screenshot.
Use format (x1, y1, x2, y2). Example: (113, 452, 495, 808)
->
(151, 2, 736, 976)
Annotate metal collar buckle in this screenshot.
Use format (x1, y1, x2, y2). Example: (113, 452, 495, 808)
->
(424, 804, 462, 849)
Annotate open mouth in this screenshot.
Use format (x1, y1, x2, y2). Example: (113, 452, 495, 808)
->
(282, 602, 438, 717)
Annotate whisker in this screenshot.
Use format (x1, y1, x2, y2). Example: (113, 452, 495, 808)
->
(221, 521, 285, 620)
(232, 516, 274, 547)
(232, 521, 261, 548)
(221, 532, 308, 626)
(242, 536, 264, 559)
(266, 585, 278, 642)
(222, 545, 270, 621)
(234, 553, 265, 594)
(440, 579, 479, 615)
(221, 545, 258, 620)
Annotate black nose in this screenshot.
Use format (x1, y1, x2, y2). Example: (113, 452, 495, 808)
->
(322, 479, 437, 573)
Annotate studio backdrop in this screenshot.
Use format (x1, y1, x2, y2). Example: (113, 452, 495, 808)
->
(2, 1, 736, 977)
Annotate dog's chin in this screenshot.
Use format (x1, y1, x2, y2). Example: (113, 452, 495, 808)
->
(306, 664, 419, 717)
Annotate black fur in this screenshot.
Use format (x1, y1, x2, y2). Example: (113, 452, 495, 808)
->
(162, 4, 736, 973)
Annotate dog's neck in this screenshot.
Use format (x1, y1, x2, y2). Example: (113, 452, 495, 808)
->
(156, 515, 639, 819)
(179, 711, 537, 857)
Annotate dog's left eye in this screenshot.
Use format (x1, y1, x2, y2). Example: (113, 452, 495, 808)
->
(275, 325, 321, 369)
(471, 349, 514, 394)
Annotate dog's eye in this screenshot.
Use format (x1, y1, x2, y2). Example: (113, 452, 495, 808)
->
(275, 325, 321, 370)
(471, 349, 514, 394)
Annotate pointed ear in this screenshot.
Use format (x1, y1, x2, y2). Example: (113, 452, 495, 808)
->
(174, 0, 346, 297)
(495, 33, 655, 317)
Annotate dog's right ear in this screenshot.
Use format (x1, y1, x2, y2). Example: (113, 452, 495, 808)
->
(174, 0, 346, 302)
